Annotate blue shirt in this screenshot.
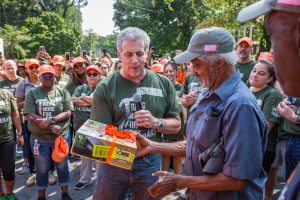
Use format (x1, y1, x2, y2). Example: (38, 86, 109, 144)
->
(186, 72, 267, 200)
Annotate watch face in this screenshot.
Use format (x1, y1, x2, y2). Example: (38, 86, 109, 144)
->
(158, 121, 163, 129)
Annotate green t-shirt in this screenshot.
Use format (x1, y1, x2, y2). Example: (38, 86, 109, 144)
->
(179, 74, 202, 96)
(164, 83, 184, 141)
(55, 74, 70, 90)
(253, 86, 283, 151)
(282, 98, 300, 136)
(23, 87, 74, 140)
(72, 84, 97, 131)
(0, 89, 18, 143)
(90, 69, 182, 142)
(65, 79, 82, 96)
(0, 77, 23, 96)
(235, 60, 256, 84)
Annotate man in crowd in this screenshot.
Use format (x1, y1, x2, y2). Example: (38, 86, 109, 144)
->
(235, 37, 255, 84)
(52, 55, 70, 89)
(90, 27, 182, 200)
(238, 0, 300, 199)
(136, 27, 267, 200)
(0, 60, 23, 95)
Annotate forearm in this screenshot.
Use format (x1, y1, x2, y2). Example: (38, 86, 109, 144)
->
(80, 96, 93, 105)
(27, 113, 43, 126)
(52, 111, 71, 124)
(177, 172, 247, 191)
(11, 111, 22, 133)
(16, 98, 25, 109)
(157, 116, 181, 134)
(72, 98, 90, 106)
(150, 140, 186, 157)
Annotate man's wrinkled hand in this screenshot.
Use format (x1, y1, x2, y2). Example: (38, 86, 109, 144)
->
(147, 171, 180, 197)
(135, 133, 155, 158)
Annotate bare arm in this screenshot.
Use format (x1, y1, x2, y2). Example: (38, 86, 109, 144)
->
(267, 122, 275, 134)
(12, 110, 24, 146)
(72, 97, 90, 107)
(80, 96, 93, 105)
(16, 97, 25, 109)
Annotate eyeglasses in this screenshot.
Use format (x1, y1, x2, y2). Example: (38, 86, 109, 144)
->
(40, 74, 54, 79)
(29, 66, 39, 70)
(74, 62, 84, 69)
(87, 73, 99, 77)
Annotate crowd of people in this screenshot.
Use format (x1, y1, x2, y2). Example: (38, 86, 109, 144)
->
(0, 0, 299, 200)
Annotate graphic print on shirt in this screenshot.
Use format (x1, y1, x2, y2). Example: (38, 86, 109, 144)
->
(36, 97, 62, 118)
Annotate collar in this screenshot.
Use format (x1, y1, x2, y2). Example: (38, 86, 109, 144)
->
(213, 72, 241, 101)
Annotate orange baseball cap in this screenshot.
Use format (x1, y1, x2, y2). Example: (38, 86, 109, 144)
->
(52, 55, 65, 66)
(150, 63, 164, 74)
(258, 52, 273, 61)
(52, 136, 68, 163)
(38, 65, 55, 76)
(72, 56, 86, 66)
(86, 65, 101, 73)
(159, 58, 169, 66)
(237, 37, 253, 47)
(25, 59, 40, 68)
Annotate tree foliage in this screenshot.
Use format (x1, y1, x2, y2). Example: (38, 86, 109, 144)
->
(113, 0, 206, 57)
(24, 12, 81, 57)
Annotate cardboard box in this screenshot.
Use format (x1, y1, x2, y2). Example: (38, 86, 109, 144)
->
(71, 119, 137, 170)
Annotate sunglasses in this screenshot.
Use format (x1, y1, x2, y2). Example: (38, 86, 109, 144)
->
(74, 62, 84, 69)
(41, 74, 54, 79)
(28, 66, 39, 70)
(87, 73, 99, 77)
(101, 66, 108, 70)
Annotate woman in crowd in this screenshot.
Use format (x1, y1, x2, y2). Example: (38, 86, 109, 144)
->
(52, 55, 70, 89)
(161, 61, 184, 174)
(110, 60, 122, 74)
(17, 62, 27, 79)
(15, 59, 40, 187)
(23, 65, 73, 200)
(0, 88, 23, 200)
(65, 57, 88, 96)
(249, 59, 283, 200)
(72, 65, 102, 190)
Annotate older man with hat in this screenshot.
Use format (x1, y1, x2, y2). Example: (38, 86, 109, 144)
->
(235, 37, 256, 84)
(136, 27, 268, 200)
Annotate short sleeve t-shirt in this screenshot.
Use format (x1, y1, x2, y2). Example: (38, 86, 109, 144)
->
(0, 77, 23, 96)
(90, 69, 182, 142)
(55, 74, 70, 89)
(282, 98, 300, 136)
(65, 79, 82, 96)
(23, 87, 74, 140)
(72, 84, 96, 131)
(235, 60, 256, 83)
(179, 74, 202, 96)
(252, 86, 283, 151)
(0, 89, 18, 143)
(15, 77, 39, 99)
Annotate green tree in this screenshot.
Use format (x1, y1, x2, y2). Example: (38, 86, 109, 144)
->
(113, 0, 206, 58)
(0, 24, 31, 59)
(25, 12, 81, 57)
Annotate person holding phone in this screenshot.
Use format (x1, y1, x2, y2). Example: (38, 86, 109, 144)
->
(36, 46, 51, 63)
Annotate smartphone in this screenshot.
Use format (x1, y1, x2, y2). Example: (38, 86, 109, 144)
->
(102, 48, 107, 57)
(65, 52, 70, 61)
(39, 46, 45, 52)
(288, 96, 294, 104)
(82, 50, 87, 57)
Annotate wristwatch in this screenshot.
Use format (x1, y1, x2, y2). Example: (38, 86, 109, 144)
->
(157, 119, 164, 131)
(48, 117, 55, 124)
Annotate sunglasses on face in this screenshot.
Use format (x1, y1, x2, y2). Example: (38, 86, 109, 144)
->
(87, 73, 99, 77)
(41, 74, 54, 79)
(74, 62, 84, 69)
(28, 66, 39, 70)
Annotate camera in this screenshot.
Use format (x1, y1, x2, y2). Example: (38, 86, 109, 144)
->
(65, 52, 70, 61)
(82, 50, 87, 57)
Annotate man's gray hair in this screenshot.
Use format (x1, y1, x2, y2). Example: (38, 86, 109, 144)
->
(117, 27, 150, 52)
(3, 60, 17, 68)
(198, 51, 237, 67)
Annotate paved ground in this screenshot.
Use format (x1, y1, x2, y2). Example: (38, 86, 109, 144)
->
(9, 156, 285, 200)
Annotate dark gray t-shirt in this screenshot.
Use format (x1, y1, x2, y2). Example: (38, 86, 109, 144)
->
(186, 72, 267, 200)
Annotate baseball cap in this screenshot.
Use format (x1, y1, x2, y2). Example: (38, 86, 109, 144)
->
(25, 59, 40, 68)
(238, 0, 300, 22)
(38, 65, 55, 76)
(72, 56, 86, 66)
(237, 37, 253, 47)
(150, 63, 164, 74)
(86, 65, 101, 73)
(173, 27, 235, 64)
(52, 55, 65, 66)
(258, 52, 273, 61)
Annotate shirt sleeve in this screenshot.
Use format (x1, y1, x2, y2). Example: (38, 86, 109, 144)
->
(23, 90, 37, 114)
(63, 89, 74, 112)
(72, 85, 82, 97)
(8, 92, 18, 112)
(90, 83, 113, 124)
(222, 104, 267, 180)
(163, 79, 182, 118)
(263, 89, 283, 123)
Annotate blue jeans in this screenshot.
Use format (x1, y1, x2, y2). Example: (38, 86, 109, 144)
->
(30, 137, 69, 189)
(93, 154, 161, 200)
(285, 135, 300, 179)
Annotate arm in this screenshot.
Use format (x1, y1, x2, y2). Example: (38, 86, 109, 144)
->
(80, 95, 93, 105)
(16, 97, 25, 109)
(134, 110, 181, 134)
(147, 172, 247, 197)
(278, 99, 298, 123)
(12, 110, 24, 146)
(136, 133, 186, 158)
(267, 122, 275, 134)
(72, 97, 90, 107)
